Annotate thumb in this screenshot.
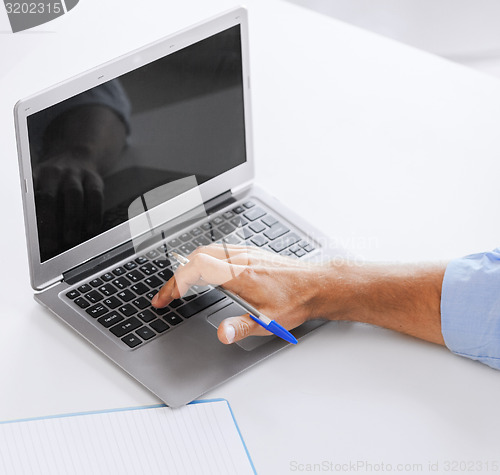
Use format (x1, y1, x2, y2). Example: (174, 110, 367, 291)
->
(217, 314, 263, 344)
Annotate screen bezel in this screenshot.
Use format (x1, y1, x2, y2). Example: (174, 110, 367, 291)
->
(14, 8, 253, 290)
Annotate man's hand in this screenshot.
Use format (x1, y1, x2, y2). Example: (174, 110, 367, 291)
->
(34, 152, 104, 256)
(152, 244, 447, 346)
(152, 244, 328, 344)
(34, 104, 127, 259)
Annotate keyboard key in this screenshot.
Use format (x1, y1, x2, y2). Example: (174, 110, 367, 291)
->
(249, 221, 266, 233)
(211, 216, 224, 226)
(116, 289, 135, 302)
(158, 269, 174, 281)
(113, 277, 131, 290)
(177, 290, 226, 318)
(304, 244, 315, 252)
(85, 290, 104, 304)
(90, 278, 103, 288)
(236, 228, 253, 240)
(262, 215, 278, 227)
(137, 309, 156, 323)
(77, 284, 92, 293)
(295, 248, 306, 258)
(131, 282, 149, 295)
(136, 326, 156, 340)
(243, 201, 255, 209)
(101, 272, 115, 282)
(250, 235, 268, 247)
(124, 261, 138, 270)
(126, 270, 145, 283)
(135, 256, 148, 264)
(153, 258, 169, 269)
(146, 291, 156, 300)
(222, 211, 234, 219)
(153, 306, 170, 316)
(269, 233, 300, 253)
(223, 235, 240, 245)
(219, 223, 235, 235)
(163, 313, 183, 326)
(179, 243, 196, 255)
(243, 207, 266, 221)
(74, 297, 90, 309)
(201, 222, 212, 231)
(193, 235, 211, 247)
(99, 283, 118, 296)
(150, 319, 169, 333)
(98, 311, 124, 328)
(147, 250, 160, 259)
(86, 303, 108, 318)
(157, 243, 168, 252)
(290, 244, 301, 253)
(169, 299, 183, 309)
(112, 267, 126, 276)
(263, 223, 289, 240)
(118, 304, 137, 317)
(103, 296, 121, 309)
(206, 230, 223, 242)
(190, 227, 203, 237)
(280, 250, 294, 257)
(167, 238, 182, 248)
(179, 233, 191, 242)
(139, 263, 158, 276)
(231, 217, 248, 228)
(232, 205, 245, 214)
(110, 317, 141, 337)
(122, 334, 142, 348)
(65, 289, 80, 300)
(145, 276, 163, 289)
(132, 297, 150, 310)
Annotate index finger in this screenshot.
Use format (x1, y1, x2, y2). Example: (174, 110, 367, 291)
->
(152, 251, 248, 308)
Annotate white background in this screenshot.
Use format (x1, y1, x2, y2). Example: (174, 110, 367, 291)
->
(2, 1, 500, 474)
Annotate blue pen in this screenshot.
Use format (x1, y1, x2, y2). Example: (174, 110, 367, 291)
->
(170, 251, 298, 345)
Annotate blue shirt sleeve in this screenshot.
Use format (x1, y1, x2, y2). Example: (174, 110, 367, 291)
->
(441, 247, 500, 369)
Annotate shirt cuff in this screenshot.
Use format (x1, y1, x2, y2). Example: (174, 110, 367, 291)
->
(441, 248, 500, 369)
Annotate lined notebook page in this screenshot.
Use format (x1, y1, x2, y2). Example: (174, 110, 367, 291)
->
(0, 400, 255, 475)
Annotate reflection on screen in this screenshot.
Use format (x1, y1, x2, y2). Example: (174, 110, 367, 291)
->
(27, 25, 246, 263)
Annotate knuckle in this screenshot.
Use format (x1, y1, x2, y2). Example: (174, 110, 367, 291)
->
(85, 172, 104, 192)
(193, 245, 209, 257)
(235, 319, 251, 338)
(191, 253, 204, 267)
(241, 264, 258, 285)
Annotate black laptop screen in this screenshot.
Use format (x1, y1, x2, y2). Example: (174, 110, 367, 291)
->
(27, 25, 246, 263)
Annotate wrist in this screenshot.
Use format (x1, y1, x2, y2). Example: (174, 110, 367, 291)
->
(303, 259, 362, 322)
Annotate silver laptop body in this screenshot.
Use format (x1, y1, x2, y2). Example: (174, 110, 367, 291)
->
(14, 7, 331, 407)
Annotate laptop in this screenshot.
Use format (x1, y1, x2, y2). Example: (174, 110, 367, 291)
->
(14, 7, 332, 407)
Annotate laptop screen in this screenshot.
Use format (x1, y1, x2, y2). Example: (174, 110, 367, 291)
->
(27, 25, 246, 263)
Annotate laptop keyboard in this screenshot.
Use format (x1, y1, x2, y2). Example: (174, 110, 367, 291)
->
(63, 199, 317, 350)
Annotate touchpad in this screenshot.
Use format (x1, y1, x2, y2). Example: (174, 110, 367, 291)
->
(207, 303, 274, 351)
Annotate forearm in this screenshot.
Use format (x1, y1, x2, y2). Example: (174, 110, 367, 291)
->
(310, 261, 446, 345)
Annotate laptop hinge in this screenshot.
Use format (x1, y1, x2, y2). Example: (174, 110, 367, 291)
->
(204, 190, 235, 214)
(63, 190, 236, 286)
(63, 239, 138, 286)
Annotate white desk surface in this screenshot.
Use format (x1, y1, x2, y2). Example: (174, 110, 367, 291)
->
(2, 1, 500, 473)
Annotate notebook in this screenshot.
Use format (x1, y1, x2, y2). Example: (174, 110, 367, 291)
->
(0, 399, 255, 474)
